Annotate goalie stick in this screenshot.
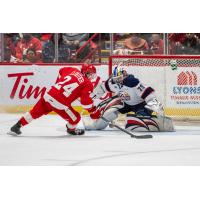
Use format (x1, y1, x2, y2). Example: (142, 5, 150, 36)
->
(101, 116, 153, 139)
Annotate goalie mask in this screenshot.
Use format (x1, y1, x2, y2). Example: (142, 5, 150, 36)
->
(112, 66, 128, 84)
(81, 64, 96, 80)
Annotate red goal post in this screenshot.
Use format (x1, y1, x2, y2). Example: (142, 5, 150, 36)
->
(109, 55, 200, 120)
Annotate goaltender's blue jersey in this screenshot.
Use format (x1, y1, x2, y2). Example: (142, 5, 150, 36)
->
(104, 75, 154, 106)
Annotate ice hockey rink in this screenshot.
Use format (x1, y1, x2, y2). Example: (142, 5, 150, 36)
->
(1, 113, 200, 166)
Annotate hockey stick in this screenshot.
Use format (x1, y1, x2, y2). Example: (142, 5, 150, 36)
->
(101, 116, 153, 139)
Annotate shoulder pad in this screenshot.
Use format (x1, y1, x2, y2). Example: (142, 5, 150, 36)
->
(123, 75, 139, 87)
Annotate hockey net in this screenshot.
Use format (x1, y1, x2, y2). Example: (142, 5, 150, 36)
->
(109, 55, 200, 121)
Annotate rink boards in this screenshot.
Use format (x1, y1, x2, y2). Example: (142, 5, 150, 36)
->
(0, 64, 109, 114)
(0, 63, 200, 118)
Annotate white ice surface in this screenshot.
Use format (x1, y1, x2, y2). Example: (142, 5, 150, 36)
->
(1, 113, 200, 166)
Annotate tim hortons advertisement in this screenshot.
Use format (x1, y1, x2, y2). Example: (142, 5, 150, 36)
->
(0, 64, 109, 109)
(167, 68, 200, 108)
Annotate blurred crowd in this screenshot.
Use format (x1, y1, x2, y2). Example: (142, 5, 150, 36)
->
(168, 33, 200, 55)
(3, 33, 99, 63)
(2, 33, 200, 64)
(113, 33, 200, 55)
(113, 33, 164, 55)
(4, 33, 52, 63)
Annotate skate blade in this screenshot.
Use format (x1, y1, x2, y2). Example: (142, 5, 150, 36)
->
(7, 131, 20, 136)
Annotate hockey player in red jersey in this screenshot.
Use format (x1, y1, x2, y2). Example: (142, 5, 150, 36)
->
(8, 64, 101, 136)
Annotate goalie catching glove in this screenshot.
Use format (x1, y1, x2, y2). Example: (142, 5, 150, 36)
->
(145, 98, 164, 116)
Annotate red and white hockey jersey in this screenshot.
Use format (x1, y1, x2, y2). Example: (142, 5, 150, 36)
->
(47, 67, 94, 110)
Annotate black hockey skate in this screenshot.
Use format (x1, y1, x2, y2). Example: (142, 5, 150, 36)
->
(8, 121, 22, 136)
(66, 125, 85, 135)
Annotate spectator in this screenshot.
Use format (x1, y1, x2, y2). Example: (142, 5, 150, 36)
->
(124, 33, 149, 52)
(168, 33, 187, 54)
(41, 33, 55, 63)
(62, 33, 90, 62)
(139, 33, 153, 46)
(181, 33, 200, 54)
(4, 46, 17, 63)
(4, 34, 16, 61)
(62, 33, 89, 48)
(114, 33, 130, 41)
(58, 34, 71, 63)
(113, 33, 130, 50)
(25, 48, 39, 63)
(169, 33, 200, 55)
(15, 33, 42, 63)
(4, 46, 12, 62)
(150, 33, 164, 54)
(114, 33, 149, 55)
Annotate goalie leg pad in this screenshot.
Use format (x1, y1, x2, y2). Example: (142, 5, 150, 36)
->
(82, 115, 109, 130)
(83, 107, 120, 130)
(83, 96, 124, 130)
(83, 107, 119, 130)
(125, 114, 174, 132)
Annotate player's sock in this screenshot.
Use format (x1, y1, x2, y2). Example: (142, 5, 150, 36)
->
(66, 125, 85, 135)
(8, 121, 22, 136)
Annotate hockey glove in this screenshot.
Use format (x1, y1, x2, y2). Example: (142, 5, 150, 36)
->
(145, 98, 164, 116)
(118, 91, 131, 101)
(89, 106, 101, 120)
